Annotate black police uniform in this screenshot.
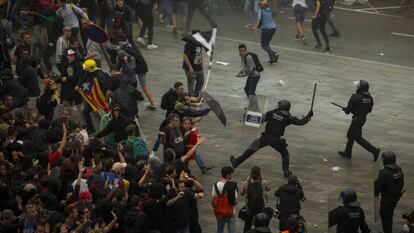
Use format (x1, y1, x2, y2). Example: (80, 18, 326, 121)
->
(375, 164, 404, 233)
(340, 91, 380, 158)
(329, 205, 371, 233)
(231, 108, 311, 175)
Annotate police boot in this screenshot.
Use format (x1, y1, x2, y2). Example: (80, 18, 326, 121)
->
(373, 148, 381, 162)
(283, 170, 292, 178)
(230, 155, 238, 168)
(338, 151, 352, 159)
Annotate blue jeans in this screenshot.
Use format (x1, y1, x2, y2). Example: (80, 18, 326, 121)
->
(152, 136, 161, 151)
(326, 12, 338, 32)
(261, 28, 277, 61)
(195, 152, 205, 169)
(161, 0, 173, 24)
(244, 75, 260, 97)
(217, 216, 236, 233)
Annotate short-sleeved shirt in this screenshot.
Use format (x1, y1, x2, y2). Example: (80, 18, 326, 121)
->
(257, 8, 276, 30)
(183, 43, 203, 71)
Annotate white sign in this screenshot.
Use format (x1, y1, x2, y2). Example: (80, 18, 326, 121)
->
(245, 111, 263, 128)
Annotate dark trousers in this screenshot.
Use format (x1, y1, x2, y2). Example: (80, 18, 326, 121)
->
(380, 197, 399, 233)
(233, 133, 290, 171)
(244, 75, 260, 97)
(186, 0, 218, 31)
(260, 28, 277, 61)
(82, 102, 95, 131)
(279, 212, 300, 231)
(344, 117, 377, 155)
(139, 5, 154, 44)
(311, 13, 329, 46)
(42, 44, 55, 72)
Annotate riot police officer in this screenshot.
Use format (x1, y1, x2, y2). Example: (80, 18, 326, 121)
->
(230, 100, 313, 177)
(375, 151, 404, 233)
(329, 188, 371, 233)
(338, 80, 381, 161)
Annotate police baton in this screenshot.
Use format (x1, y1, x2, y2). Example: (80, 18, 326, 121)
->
(309, 83, 317, 121)
(331, 102, 345, 109)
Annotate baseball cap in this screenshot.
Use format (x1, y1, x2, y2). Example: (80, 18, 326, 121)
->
(67, 49, 76, 56)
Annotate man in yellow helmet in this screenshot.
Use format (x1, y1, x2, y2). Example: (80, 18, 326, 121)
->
(78, 59, 110, 133)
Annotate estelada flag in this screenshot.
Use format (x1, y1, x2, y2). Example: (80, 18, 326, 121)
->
(77, 78, 110, 112)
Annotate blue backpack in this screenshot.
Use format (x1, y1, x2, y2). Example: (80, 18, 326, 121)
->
(126, 137, 149, 160)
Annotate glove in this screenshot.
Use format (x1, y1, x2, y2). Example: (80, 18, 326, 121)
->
(307, 110, 313, 118)
(342, 108, 350, 115)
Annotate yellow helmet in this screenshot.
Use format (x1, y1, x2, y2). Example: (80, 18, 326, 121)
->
(83, 59, 97, 72)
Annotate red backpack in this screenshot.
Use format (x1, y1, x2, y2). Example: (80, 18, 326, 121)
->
(213, 182, 234, 220)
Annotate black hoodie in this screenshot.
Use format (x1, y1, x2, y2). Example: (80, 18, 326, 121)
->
(17, 57, 40, 97)
(274, 183, 304, 214)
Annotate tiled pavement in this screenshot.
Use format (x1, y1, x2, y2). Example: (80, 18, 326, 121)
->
(130, 26, 414, 233)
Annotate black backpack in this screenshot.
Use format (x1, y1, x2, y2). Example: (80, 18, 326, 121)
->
(246, 180, 265, 214)
(160, 88, 174, 110)
(246, 52, 264, 72)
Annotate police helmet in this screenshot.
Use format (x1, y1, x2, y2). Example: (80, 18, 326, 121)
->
(381, 151, 396, 165)
(357, 80, 369, 92)
(278, 100, 291, 111)
(253, 212, 270, 228)
(340, 188, 360, 206)
(83, 59, 98, 72)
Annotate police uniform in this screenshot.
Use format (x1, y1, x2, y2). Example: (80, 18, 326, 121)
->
(375, 161, 404, 233)
(329, 205, 370, 233)
(339, 83, 380, 159)
(231, 102, 312, 176)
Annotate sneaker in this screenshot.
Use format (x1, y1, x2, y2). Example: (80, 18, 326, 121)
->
(230, 156, 237, 168)
(294, 34, 301, 40)
(244, 24, 254, 28)
(150, 151, 156, 158)
(373, 148, 381, 162)
(137, 37, 147, 45)
(143, 34, 148, 39)
(147, 44, 158, 50)
(201, 166, 214, 174)
(283, 170, 292, 178)
(273, 53, 280, 63)
(166, 24, 173, 29)
(329, 31, 340, 37)
(338, 151, 352, 159)
(146, 105, 157, 110)
(172, 27, 177, 35)
(315, 43, 322, 49)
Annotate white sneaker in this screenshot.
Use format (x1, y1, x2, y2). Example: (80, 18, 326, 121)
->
(147, 44, 158, 49)
(150, 151, 156, 158)
(166, 24, 173, 29)
(137, 37, 147, 45)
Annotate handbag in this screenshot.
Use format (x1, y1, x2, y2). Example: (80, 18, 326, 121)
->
(238, 205, 250, 221)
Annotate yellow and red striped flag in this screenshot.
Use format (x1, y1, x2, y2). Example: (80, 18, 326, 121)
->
(77, 78, 110, 112)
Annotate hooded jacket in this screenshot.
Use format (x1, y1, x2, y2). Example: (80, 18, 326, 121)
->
(274, 183, 304, 214)
(112, 76, 144, 118)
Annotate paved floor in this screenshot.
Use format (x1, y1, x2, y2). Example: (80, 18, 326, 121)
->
(131, 16, 414, 232)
